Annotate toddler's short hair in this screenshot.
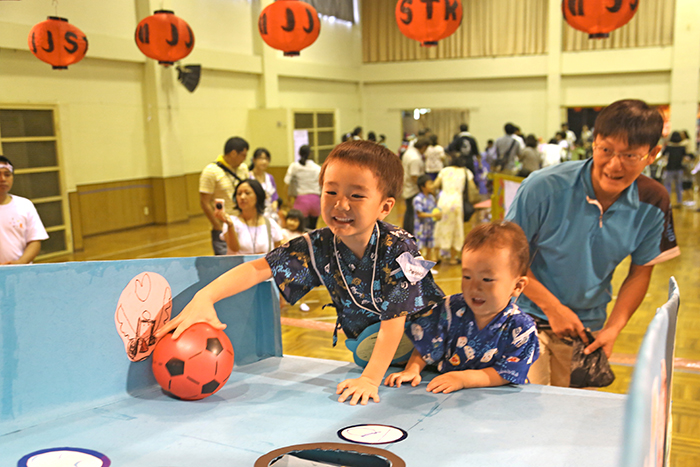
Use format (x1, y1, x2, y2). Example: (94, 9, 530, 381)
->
(417, 174, 432, 190)
(593, 99, 663, 150)
(463, 221, 530, 276)
(319, 140, 404, 199)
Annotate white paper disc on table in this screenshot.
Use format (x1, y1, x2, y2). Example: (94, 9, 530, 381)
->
(337, 424, 408, 445)
(18, 447, 110, 467)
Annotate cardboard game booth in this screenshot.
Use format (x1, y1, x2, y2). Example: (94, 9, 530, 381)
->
(0, 256, 679, 466)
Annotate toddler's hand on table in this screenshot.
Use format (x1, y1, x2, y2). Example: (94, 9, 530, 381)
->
(426, 373, 466, 394)
(384, 370, 422, 388)
(336, 376, 380, 405)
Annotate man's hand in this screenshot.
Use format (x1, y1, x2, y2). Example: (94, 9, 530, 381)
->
(336, 376, 380, 405)
(384, 369, 422, 388)
(426, 373, 466, 394)
(583, 326, 620, 358)
(547, 302, 589, 344)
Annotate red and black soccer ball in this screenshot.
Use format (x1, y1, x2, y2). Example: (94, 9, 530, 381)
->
(152, 323, 234, 400)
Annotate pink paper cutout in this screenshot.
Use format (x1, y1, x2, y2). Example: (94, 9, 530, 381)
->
(115, 272, 172, 362)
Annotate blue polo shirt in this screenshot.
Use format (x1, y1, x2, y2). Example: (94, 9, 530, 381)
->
(505, 160, 679, 330)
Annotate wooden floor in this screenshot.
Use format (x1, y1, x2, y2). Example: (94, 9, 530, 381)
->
(45, 191, 700, 465)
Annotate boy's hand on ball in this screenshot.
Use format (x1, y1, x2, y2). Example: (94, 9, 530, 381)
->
(336, 376, 380, 405)
(155, 293, 226, 340)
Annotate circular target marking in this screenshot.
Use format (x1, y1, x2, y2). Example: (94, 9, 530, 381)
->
(338, 424, 408, 445)
(18, 447, 110, 467)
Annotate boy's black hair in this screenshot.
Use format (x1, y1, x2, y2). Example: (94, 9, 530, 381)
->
(463, 221, 529, 276)
(224, 137, 249, 155)
(593, 99, 663, 150)
(504, 123, 517, 135)
(669, 131, 682, 144)
(234, 179, 266, 215)
(417, 174, 432, 190)
(367, 131, 377, 142)
(285, 209, 306, 232)
(459, 123, 469, 132)
(319, 140, 404, 199)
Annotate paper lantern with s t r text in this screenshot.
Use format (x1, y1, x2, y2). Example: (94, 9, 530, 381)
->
(28, 17, 88, 70)
(135, 10, 194, 66)
(563, 0, 639, 39)
(395, 0, 463, 47)
(258, 0, 320, 57)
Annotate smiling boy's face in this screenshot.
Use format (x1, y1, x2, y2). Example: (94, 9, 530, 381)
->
(461, 246, 527, 323)
(321, 160, 394, 255)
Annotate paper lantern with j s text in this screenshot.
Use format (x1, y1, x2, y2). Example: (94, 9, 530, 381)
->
(395, 0, 463, 47)
(258, 0, 320, 57)
(563, 0, 639, 39)
(135, 10, 194, 66)
(28, 17, 88, 70)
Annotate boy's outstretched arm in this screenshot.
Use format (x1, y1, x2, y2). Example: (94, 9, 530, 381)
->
(385, 348, 426, 388)
(155, 257, 273, 339)
(427, 367, 508, 394)
(337, 315, 407, 405)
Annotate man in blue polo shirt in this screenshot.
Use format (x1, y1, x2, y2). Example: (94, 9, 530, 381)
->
(506, 99, 680, 387)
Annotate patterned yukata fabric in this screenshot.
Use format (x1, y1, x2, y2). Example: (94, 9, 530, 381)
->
(413, 192, 437, 250)
(265, 221, 444, 339)
(407, 294, 540, 384)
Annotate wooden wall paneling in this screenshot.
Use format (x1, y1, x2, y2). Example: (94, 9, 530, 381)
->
(269, 166, 290, 209)
(77, 179, 155, 236)
(151, 176, 189, 225)
(68, 191, 83, 251)
(185, 172, 202, 217)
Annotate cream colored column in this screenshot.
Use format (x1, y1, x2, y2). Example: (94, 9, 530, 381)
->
(257, 0, 280, 108)
(135, 0, 188, 224)
(546, 0, 563, 138)
(669, 0, 700, 150)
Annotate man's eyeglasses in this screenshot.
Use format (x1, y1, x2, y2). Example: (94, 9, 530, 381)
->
(592, 143, 650, 165)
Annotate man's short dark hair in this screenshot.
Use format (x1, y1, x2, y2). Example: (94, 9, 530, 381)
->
(320, 140, 403, 199)
(459, 123, 468, 132)
(0, 156, 13, 171)
(504, 123, 517, 135)
(463, 221, 530, 276)
(414, 137, 431, 150)
(224, 137, 249, 155)
(593, 99, 663, 150)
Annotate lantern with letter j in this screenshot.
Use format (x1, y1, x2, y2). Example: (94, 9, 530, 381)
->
(258, 0, 320, 57)
(28, 17, 88, 69)
(135, 10, 194, 66)
(563, 0, 639, 39)
(395, 0, 463, 47)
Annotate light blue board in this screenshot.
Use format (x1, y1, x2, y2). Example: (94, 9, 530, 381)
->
(0, 356, 626, 467)
(0, 256, 282, 436)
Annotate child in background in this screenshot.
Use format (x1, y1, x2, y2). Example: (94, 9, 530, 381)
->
(282, 209, 306, 244)
(385, 221, 539, 394)
(412, 175, 441, 265)
(156, 140, 444, 406)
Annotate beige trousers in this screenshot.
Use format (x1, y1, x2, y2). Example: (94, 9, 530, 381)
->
(528, 329, 600, 387)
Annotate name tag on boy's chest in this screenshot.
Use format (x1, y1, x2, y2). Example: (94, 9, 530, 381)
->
(394, 252, 434, 285)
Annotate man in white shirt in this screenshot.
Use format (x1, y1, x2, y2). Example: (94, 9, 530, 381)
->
(0, 156, 49, 265)
(402, 137, 429, 235)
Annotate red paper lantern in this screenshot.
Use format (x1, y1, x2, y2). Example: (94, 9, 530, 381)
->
(28, 17, 88, 70)
(258, 0, 320, 57)
(562, 0, 639, 39)
(135, 10, 194, 66)
(395, 0, 463, 47)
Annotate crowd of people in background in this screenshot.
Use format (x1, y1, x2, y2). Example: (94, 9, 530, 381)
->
(195, 115, 699, 266)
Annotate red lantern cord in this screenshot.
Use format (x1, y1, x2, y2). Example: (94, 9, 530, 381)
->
(28, 16, 88, 70)
(135, 10, 194, 66)
(258, 0, 321, 57)
(395, 0, 463, 47)
(562, 0, 639, 39)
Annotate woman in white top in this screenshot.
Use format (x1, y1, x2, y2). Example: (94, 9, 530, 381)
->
(424, 134, 445, 180)
(218, 179, 283, 255)
(248, 148, 279, 222)
(284, 144, 321, 229)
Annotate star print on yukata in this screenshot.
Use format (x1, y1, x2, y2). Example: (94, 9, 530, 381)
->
(407, 294, 540, 384)
(265, 221, 444, 340)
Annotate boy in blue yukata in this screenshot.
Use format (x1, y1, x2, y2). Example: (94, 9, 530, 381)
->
(385, 221, 540, 393)
(413, 174, 441, 263)
(157, 140, 444, 405)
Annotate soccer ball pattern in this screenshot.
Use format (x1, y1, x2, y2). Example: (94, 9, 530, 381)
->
(152, 323, 234, 400)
